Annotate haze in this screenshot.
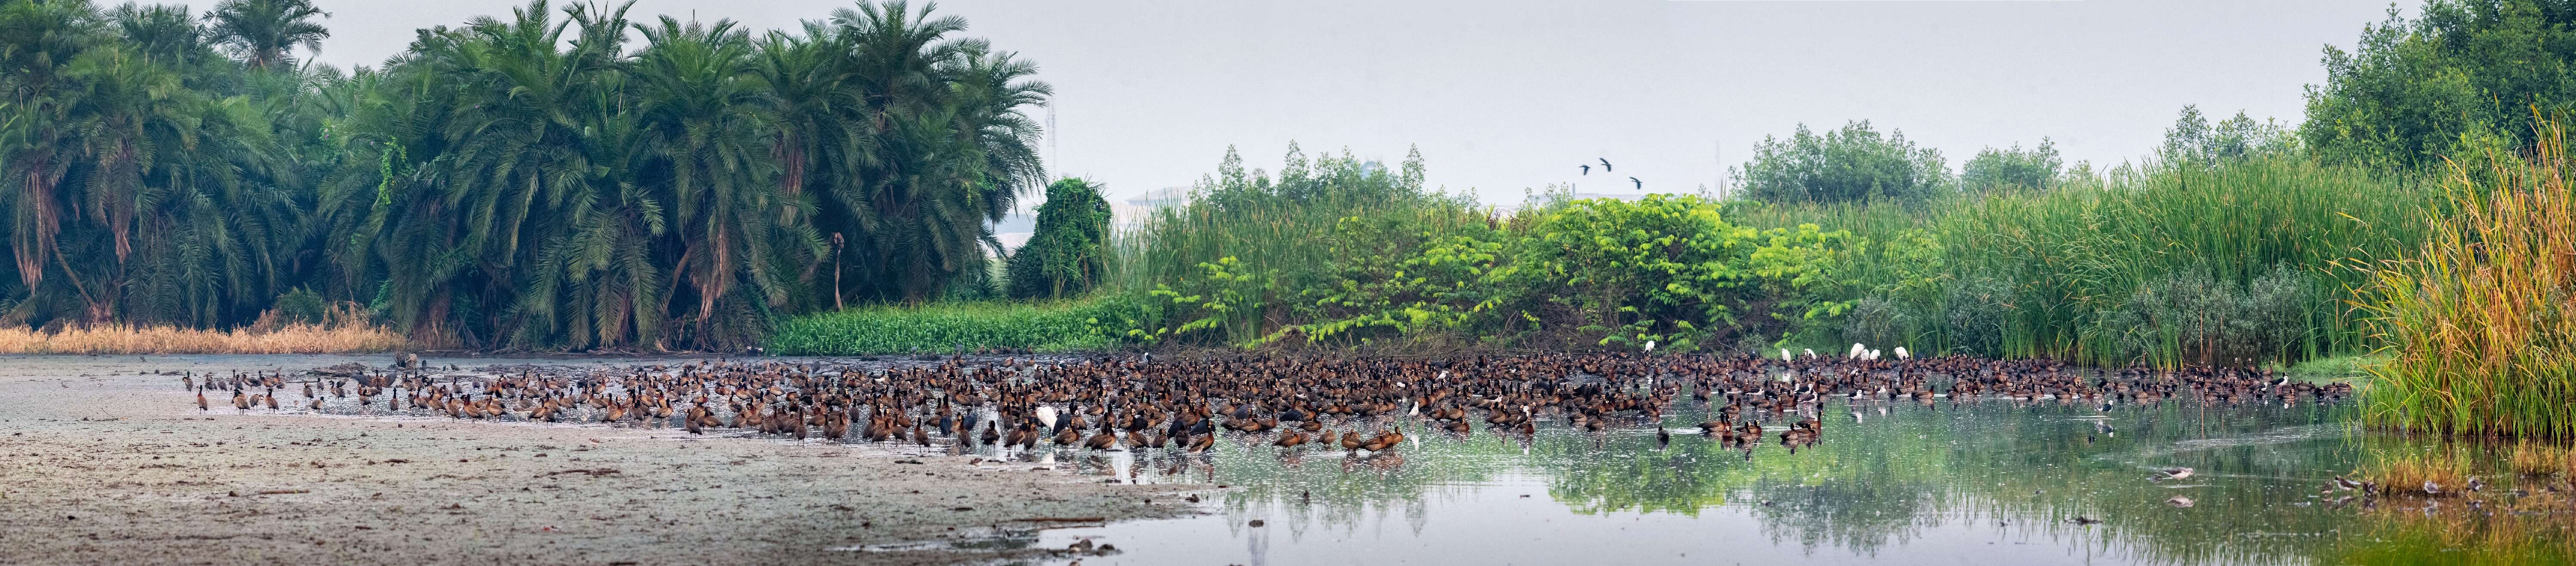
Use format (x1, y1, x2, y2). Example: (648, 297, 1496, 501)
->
(178, 0, 2406, 203)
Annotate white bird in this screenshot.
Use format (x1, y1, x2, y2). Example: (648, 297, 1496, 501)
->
(1780, 348, 1793, 362)
(1803, 349, 1817, 359)
(1035, 405, 1059, 430)
(1848, 343, 1867, 359)
(1868, 349, 1881, 361)
(1894, 346, 1910, 359)
(1643, 340, 1656, 353)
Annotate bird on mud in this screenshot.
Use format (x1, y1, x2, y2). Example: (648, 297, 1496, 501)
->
(190, 341, 2354, 485)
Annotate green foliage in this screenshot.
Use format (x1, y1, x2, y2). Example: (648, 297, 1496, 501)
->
(1, 0, 307, 328)
(205, 0, 328, 71)
(1734, 120, 1951, 204)
(2302, 0, 2576, 169)
(2163, 105, 2299, 166)
(1116, 150, 1865, 352)
(1518, 195, 1858, 350)
(1116, 143, 1468, 346)
(1958, 139, 2062, 193)
(269, 287, 327, 326)
(766, 298, 1115, 355)
(318, 0, 1047, 350)
(2363, 121, 2576, 439)
(1008, 178, 1113, 299)
(1736, 154, 2429, 366)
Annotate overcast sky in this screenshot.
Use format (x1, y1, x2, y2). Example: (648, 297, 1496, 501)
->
(183, 0, 2409, 204)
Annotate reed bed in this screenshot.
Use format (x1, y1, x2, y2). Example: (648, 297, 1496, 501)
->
(0, 323, 407, 355)
(2508, 443, 2575, 477)
(2364, 121, 2576, 440)
(1725, 157, 2429, 366)
(2362, 451, 2477, 496)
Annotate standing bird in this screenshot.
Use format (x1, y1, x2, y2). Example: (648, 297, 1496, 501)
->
(197, 390, 208, 411)
(1598, 158, 1613, 172)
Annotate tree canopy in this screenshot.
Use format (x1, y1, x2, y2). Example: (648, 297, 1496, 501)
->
(2303, 0, 2576, 168)
(1733, 121, 1950, 204)
(1, 0, 1058, 350)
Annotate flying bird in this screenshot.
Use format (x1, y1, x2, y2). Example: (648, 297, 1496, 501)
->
(1629, 176, 1641, 190)
(1598, 158, 1613, 172)
(1580, 164, 1591, 175)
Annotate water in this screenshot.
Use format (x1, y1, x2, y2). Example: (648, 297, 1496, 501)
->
(96, 353, 2569, 565)
(1007, 398, 2570, 566)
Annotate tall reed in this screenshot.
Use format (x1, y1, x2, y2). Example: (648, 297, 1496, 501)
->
(1737, 157, 2427, 366)
(2364, 120, 2576, 440)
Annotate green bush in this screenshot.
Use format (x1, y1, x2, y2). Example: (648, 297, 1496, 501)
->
(1009, 178, 1115, 299)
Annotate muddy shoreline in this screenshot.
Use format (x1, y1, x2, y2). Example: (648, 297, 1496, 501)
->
(0, 354, 1191, 566)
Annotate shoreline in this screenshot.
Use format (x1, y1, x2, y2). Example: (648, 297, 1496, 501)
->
(0, 354, 1193, 566)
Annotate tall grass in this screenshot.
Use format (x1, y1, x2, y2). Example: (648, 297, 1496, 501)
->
(0, 324, 407, 354)
(2365, 121, 2576, 440)
(765, 299, 1117, 356)
(1738, 157, 2430, 366)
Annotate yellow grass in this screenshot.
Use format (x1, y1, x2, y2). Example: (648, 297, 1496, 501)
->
(2363, 452, 2475, 496)
(0, 323, 407, 355)
(2510, 443, 2576, 477)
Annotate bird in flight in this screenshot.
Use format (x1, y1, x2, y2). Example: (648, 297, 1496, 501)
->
(1629, 176, 1642, 190)
(1580, 164, 1591, 175)
(1599, 158, 1614, 172)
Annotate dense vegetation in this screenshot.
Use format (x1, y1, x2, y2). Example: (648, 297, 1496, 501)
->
(2304, 0, 2576, 169)
(1, 0, 1051, 350)
(1094, 111, 2430, 368)
(2365, 122, 2576, 439)
(1005, 178, 1111, 300)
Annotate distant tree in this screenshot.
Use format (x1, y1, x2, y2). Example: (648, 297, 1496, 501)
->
(2301, 0, 2576, 168)
(2163, 105, 2296, 167)
(1734, 120, 1949, 204)
(207, 0, 327, 71)
(1959, 138, 2063, 193)
(1008, 178, 1113, 299)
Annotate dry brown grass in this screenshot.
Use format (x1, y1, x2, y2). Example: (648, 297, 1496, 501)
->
(0, 323, 406, 355)
(2364, 452, 2476, 496)
(2510, 443, 2576, 476)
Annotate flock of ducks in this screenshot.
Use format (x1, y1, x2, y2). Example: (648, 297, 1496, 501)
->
(181, 349, 2356, 464)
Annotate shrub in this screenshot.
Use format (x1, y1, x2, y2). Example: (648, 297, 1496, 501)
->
(1008, 178, 1115, 299)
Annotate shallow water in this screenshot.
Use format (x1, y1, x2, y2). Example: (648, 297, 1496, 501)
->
(1007, 398, 2570, 566)
(87, 353, 2570, 566)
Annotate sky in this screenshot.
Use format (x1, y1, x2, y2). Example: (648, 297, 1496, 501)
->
(184, 0, 2409, 204)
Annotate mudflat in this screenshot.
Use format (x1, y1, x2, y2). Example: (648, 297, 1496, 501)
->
(0, 354, 1187, 566)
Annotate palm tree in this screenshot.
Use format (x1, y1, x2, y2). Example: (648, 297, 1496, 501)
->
(818, 0, 1049, 302)
(207, 0, 329, 71)
(2, 0, 301, 326)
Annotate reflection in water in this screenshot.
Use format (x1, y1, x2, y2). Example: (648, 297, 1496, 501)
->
(1018, 397, 2570, 566)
